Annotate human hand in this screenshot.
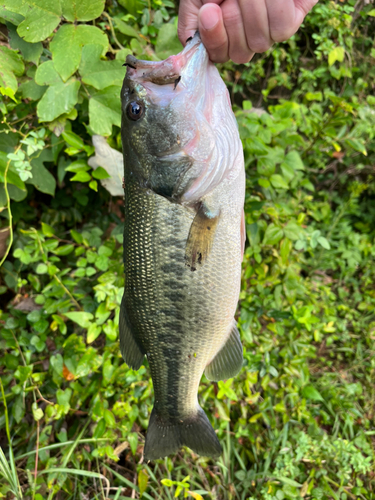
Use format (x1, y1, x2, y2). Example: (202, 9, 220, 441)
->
(178, 0, 318, 63)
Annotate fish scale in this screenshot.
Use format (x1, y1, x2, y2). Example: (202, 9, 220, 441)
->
(120, 33, 245, 460)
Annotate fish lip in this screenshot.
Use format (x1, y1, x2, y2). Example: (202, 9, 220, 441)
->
(124, 32, 202, 87)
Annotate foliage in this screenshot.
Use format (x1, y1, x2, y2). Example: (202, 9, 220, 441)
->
(0, 0, 375, 499)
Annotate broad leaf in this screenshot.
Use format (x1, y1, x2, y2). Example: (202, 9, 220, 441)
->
(35, 61, 62, 86)
(118, 0, 145, 16)
(328, 46, 345, 67)
(302, 385, 324, 401)
(0, 46, 24, 95)
(8, 23, 43, 64)
(61, 0, 105, 22)
(0, 152, 26, 190)
(79, 44, 124, 90)
(19, 79, 47, 100)
(89, 86, 122, 136)
(37, 78, 80, 122)
(16, 0, 62, 43)
(65, 311, 94, 328)
(263, 224, 284, 246)
(283, 150, 304, 171)
(113, 17, 140, 39)
(50, 24, 108, 81)
(0, 6, 25, 25)
(270, 174, 288, 189)
(27, 149, 56, 195)
(155, 23, 182, 59)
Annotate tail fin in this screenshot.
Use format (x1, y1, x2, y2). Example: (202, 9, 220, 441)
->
(143, 406, 222, 461)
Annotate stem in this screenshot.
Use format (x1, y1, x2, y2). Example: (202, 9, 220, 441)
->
(53, 274, 82, 310)
(30, 228, 82, 310)
(102, 12, 124, 51)
(0, 157, 14, 268)
(32, 420, 40, 500)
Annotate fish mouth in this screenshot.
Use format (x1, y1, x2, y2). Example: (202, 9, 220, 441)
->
(123, 33, 205, 102)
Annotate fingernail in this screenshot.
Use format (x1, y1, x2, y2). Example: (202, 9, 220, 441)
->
(200, 6, 220, 31)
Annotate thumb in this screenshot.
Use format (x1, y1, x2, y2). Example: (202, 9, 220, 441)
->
(178, 0, 202, 46)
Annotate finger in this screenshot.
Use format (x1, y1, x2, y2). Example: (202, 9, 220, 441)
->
(178, 0, 202, 46)
(238, 0, 273, 53)
(265, 0, 319, 42)
(198, 4, 229, 63)
(221, 0, 254, 64)
(294, 0, 319, 28)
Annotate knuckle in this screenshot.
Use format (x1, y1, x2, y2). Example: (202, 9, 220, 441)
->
(230, 52, 253, 65)
(271, 27, 297, 43)
(249, 39, 272, 53)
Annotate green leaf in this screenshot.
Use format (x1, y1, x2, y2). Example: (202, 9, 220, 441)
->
(64, 311, 93, 328)
(155, 23, 182, 59)
(61, 0, 105, 22)
(257, 157, 275, 177)
(52, 244, 75, 255)
(35, 61, 62, 86)
(270, 174, 289, 189)
(17, 0, 62, 43)
(284, 221, 303, 241)
(263, 224, 284, 246)
(92, 166, 110, 180)
(0, 154, 26, 190)
(0, 7, 25, 25)
(70, 171, 91, 182)
(367, 8, 375, 16)
(328, 46, 345, 66)
(275, 476, 302, 488)
(19, 79, 47, 100)
(8, 23, 43, 64)
(89, 85, 122, 136)
(117, 0, 145, 16)
(317, 236, 330, 250)
(87, 323, 101, 343)
(113, 17, 140, 39)
(32, 402, 44, 421)
(37, 78, 80, 122)
(345, 138, 367, 156)
(128, 432, 138, 455)
(36, 263, 48, 274)
(103, 409, 116, 427)
(302, 385, 323, 401)
(138, 469, 149, 497)
(161, 479, 174, 487)
(41, 222, 54, 236)
(56, 388, 72, 413)
(50, 24, 108, 81)
(28, 149, 56, 195)
(0, 46, 24, 95)
(79, 44, 124, 90)
(305, 91, 323, 101)
(284, 151, 304, 171)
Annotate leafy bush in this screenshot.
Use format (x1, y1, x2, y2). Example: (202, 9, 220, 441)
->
(0, 0, 375, 499)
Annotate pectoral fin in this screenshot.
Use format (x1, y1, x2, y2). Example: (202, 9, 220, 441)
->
(204, 321, 243, 381)
(119, 296, 145, 370)
(185, 203, 220, 271)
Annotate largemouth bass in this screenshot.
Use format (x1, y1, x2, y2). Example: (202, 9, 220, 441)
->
(120, 33, 246, 461)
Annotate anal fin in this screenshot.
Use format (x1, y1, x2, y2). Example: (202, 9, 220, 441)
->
(205, 321, 243, 381)
(185, 202, 220, 271)
(119, 296, 145, 370)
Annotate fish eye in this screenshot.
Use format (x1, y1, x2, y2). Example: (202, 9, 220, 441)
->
(127, 101, 144, 121)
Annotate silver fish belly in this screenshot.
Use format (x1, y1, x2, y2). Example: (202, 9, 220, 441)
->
(120, 34, 246, 461)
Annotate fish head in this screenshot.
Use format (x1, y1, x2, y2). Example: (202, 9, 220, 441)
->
(121, 33, 240, 201)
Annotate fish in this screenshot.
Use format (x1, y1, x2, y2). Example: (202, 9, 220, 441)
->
(120, 33, 246, 461)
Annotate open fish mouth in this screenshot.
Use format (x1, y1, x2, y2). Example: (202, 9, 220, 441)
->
(122, 33, 207, 106)
(124, 32, 201, 87)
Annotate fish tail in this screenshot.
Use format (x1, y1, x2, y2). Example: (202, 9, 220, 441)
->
(143, 406, 222, 461)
